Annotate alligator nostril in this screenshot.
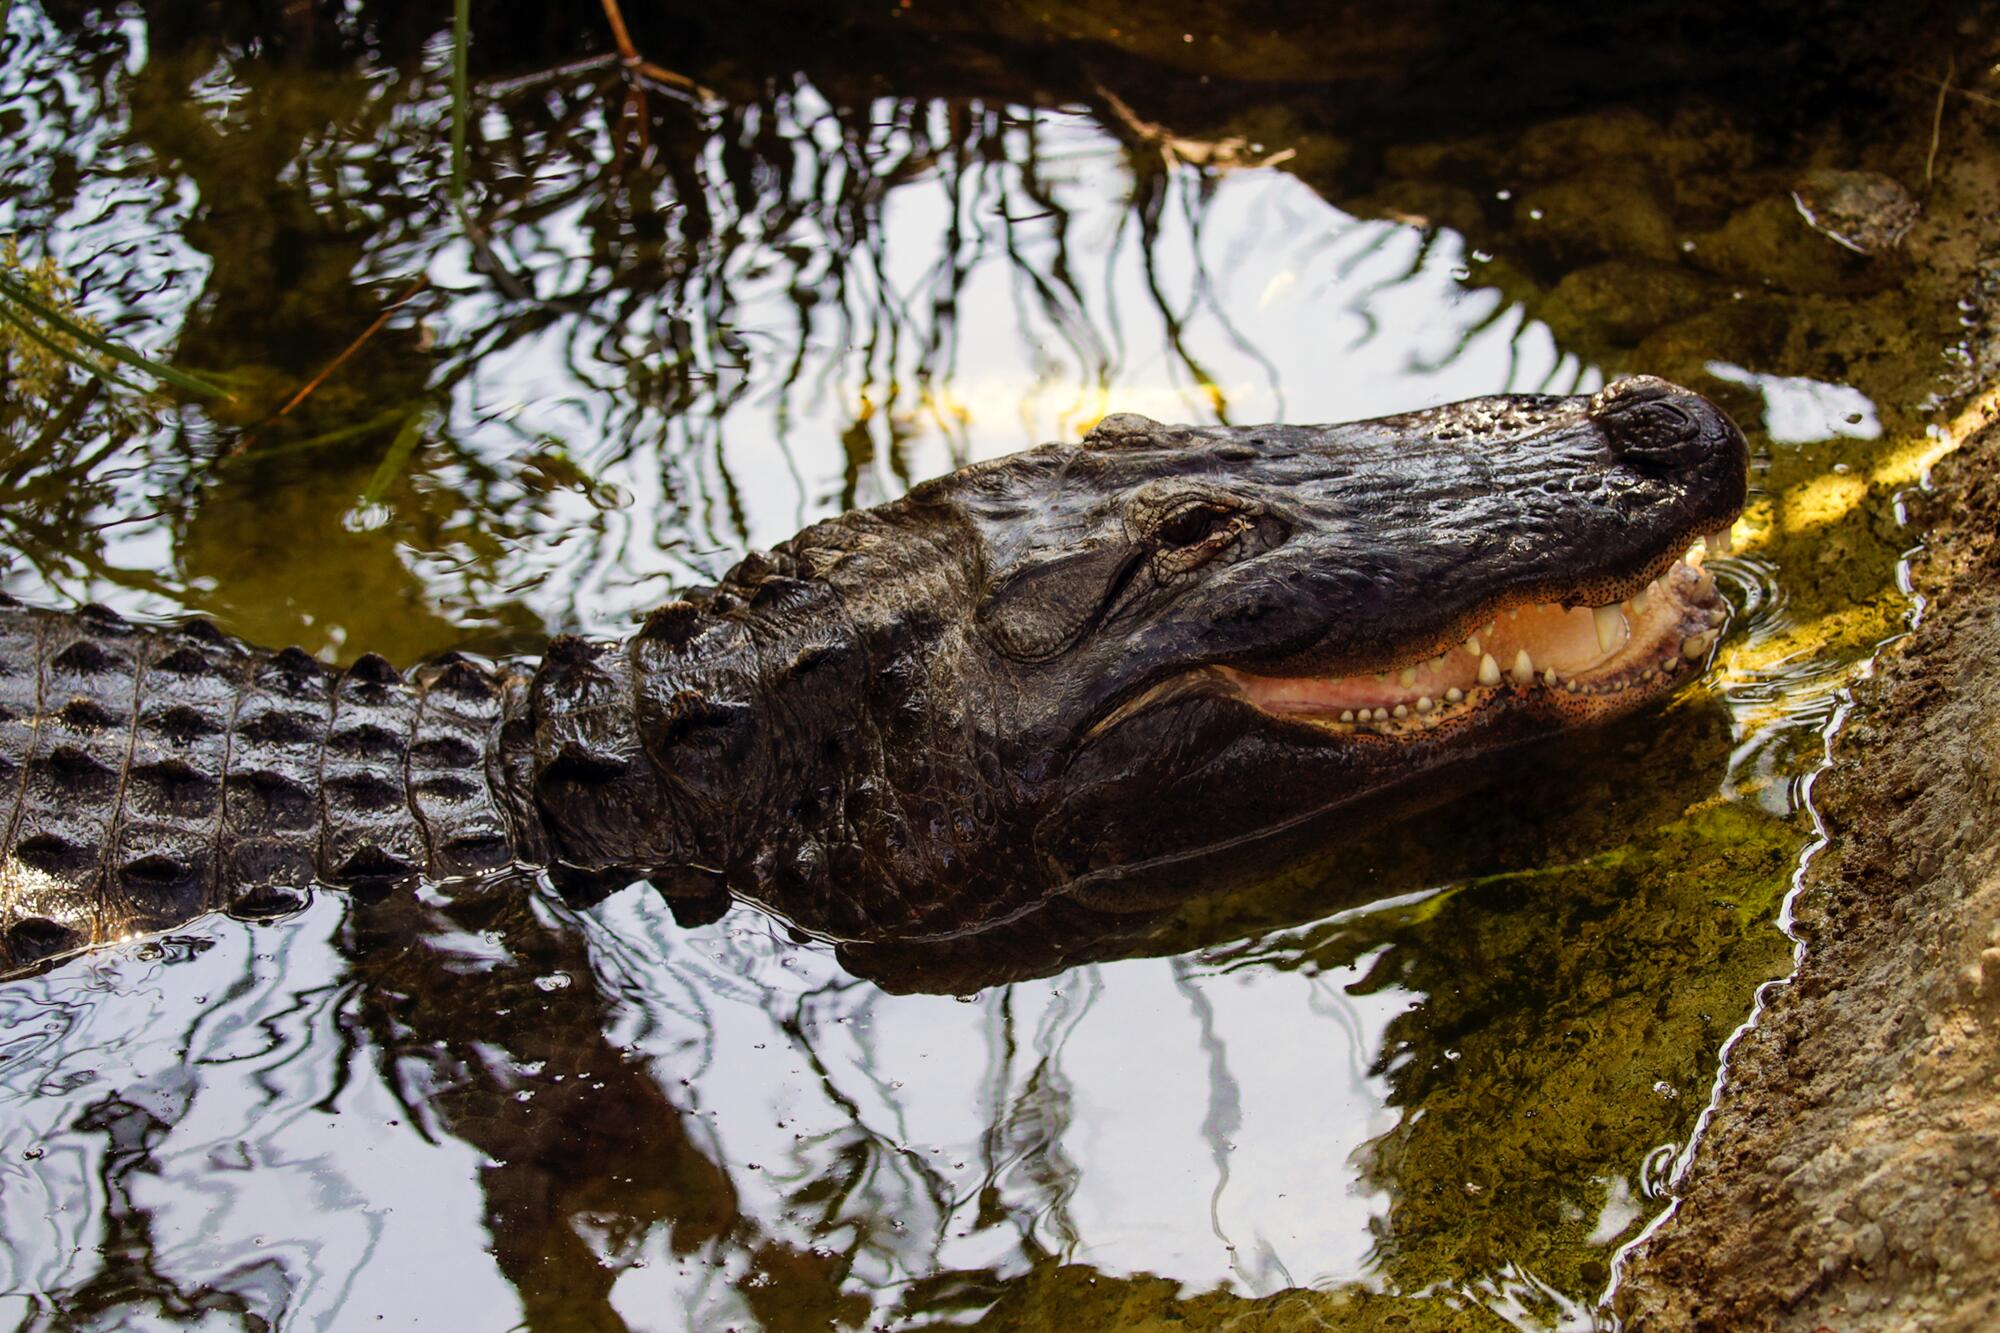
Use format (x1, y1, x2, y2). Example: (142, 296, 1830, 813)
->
(1591, 380, 1736, 471)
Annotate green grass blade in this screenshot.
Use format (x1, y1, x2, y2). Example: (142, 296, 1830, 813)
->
(0, 302, 145, 393)
(0, 268, 230, 398)
(360, 408, 430, 506)
(451, 0, 471, 205)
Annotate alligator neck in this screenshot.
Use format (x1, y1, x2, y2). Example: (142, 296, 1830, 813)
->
(518, 530, 1004, 944)
(519, 567, 866, 926)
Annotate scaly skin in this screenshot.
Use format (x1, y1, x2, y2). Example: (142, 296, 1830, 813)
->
(0, 376, 1746, 973)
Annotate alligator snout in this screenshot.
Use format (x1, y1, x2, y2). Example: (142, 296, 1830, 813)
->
(1589, 375, 1745, 473)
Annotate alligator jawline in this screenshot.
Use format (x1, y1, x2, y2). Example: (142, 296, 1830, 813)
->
(1215, 538, 1731, 737)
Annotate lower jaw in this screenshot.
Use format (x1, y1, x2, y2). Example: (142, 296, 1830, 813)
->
(1219, 553, 1730, 738)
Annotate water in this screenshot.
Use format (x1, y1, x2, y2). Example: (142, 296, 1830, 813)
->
(0, 3, 1955, 1328)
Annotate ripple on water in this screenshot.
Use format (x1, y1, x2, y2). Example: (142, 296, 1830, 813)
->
(0, 3, 1932, 1327)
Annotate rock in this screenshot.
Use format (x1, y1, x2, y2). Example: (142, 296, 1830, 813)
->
(1792, 169, 1921, 256)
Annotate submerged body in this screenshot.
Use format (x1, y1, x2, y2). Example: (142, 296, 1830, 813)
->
(0, 377, 1746, 973)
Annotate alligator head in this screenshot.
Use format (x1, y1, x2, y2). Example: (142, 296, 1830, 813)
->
(632, 375, 1746, 942)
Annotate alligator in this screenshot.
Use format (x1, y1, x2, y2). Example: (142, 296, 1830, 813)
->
(0, 376, 1745, 976)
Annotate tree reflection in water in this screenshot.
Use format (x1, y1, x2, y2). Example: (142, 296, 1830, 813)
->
(0, 2, 1828, 1327)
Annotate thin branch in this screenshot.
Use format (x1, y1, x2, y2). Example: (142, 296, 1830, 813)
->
(1926, 53, 1955, 188)
(599, 0, 715, 99)
(230, 277, 430, 456)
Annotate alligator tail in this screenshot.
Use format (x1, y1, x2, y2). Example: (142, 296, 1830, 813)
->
(0, 595, 542, 973)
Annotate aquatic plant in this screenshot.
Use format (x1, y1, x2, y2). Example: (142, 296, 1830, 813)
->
(0, 239, 227, 401)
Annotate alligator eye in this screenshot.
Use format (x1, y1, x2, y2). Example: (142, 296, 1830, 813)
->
(1150, 499, 1253, 575)
(1154, 500, 1241, 549)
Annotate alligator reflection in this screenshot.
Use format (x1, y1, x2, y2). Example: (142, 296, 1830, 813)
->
(20, 695, 1782, 1329)
(336, 885, 873, 1332)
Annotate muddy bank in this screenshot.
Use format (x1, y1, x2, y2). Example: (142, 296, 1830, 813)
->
(1616, 414, 2000, 1327)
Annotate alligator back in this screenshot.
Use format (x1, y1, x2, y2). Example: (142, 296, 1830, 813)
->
(0, 597, 534, 972)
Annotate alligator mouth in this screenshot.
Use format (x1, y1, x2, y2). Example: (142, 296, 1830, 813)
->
(1216, 534, 1732, 737)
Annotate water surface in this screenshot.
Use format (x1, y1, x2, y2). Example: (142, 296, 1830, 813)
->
(0, 4, 1952, 1328)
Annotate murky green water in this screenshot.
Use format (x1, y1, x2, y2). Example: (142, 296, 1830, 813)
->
(0, 3, 1962, 1329)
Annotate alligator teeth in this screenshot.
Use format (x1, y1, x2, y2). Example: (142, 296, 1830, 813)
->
(1399, 666, 1418, 687)
(1593, 605, 1625, 654)
(1478, 653, 1502, 686)
(1706, 525, 1734, 555)
(1511, 649, 1535, 685)
(1393, 703, 1409, 718)
(1681, 631, 1718, 660)
(1446, 687, 1464, 702)
(1629, 588, 1650, 617)
(1416, 695, 1433, 713)
(1339, 710, 1355, 723)
(1542, 668, 1558, 688)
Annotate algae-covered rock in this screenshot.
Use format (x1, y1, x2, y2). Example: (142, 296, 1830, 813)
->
(1688, 194, 1885, 295)
(1512, 166, 1681, 268)
(1543, 260, 1725, 352)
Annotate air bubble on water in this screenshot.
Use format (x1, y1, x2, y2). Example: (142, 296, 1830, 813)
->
(343, 501, 392, 533)
(534, 972, 571, 991)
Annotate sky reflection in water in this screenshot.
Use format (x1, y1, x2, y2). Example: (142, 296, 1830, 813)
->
(0, 4, 1860, 1328)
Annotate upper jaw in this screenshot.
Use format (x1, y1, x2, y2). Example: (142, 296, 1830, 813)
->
(1216, 535, 1731, 737)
